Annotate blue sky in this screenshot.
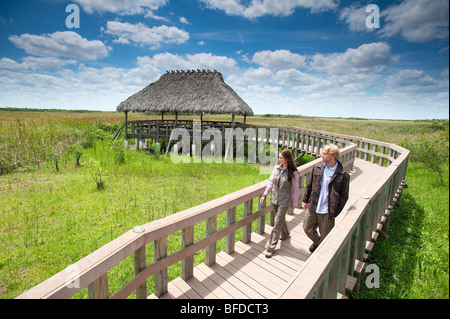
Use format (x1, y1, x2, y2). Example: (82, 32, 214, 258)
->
(0, 0, 448, 120)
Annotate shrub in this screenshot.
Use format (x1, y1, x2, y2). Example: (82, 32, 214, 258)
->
(403, 132, 449, 184)
(83, 158, 108, 189)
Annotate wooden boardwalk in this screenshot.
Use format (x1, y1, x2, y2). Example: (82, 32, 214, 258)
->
(149, 159, 386, 299)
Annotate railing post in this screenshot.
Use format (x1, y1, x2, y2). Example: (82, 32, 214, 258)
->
(306, 135, 311, 155)
(366, 203, 375, 245)
(347, 225, 358, 278)
(311, 136, 316, 155)
(317, 273, 328, 299)
(317, 137, 322, 156)
(379, 146, 386, 166)
(257, 195, 266, 235)
(134, 245, 147, 299)
(364, 142, 370, 161)
(154, 236, 168, 297)
(205, 216, 217, 266)
(300, 132, 304, 150)
(354, 209, 370, 296)
(338, 240, 351, 297)
(226, 207, 237, 254)
(182, 225, 194, 280)
(243, 199, 253, 244)
(88, 273, 109, 299)
(326, 258, 341, 298)
(371, 144, 377, 163)
(156, 123, 160, 143)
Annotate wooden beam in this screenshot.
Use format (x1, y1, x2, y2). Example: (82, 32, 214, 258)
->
(88, 273, 108, 299)
(133, 246, 147, 299)
(154, 236, 168, 297)
(225, 207, 237, 254)
(205, 216, 217, 266)
(182, 226, 194, 280)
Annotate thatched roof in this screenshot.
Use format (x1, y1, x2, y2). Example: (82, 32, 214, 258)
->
(116, 70, 254, 116)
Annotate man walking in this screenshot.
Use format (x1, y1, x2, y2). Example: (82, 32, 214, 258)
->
(302, 144, 350, 253)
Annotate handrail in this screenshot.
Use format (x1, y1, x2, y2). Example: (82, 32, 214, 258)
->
(17, 121, 409, 299)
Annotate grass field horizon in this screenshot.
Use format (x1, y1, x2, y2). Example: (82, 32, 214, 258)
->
(1, 108, 448, 299)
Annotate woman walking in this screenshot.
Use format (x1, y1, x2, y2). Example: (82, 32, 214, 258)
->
(260, 149, 299, 258)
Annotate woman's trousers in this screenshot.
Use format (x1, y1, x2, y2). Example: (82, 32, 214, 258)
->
(265, 204, 290, 253)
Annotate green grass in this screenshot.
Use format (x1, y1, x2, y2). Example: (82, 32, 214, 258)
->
(359, 161, 449, 299)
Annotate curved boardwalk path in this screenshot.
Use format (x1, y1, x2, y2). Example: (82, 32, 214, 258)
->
(150, 159, 385, 299)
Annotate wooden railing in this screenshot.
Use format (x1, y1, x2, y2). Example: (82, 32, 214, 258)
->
(17, 123, 408, 299)
(124, 120, 348, 158)
(125, 120, 237, 142)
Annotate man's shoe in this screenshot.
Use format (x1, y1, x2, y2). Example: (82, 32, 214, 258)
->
(309, 243, 318, 253)
(264, 250, 273, 258)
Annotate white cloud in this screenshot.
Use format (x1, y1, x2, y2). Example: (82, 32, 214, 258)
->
(240, 43, 393, 95)
(9, 31, 110, 60)
(275, 68, 336, 92)
(140, 52, 237, 71)
(227, 67, 274, 86)
(310, 42, 394, 74)
(179, 17, 190, 24)
(74, 0, 168, 15)
(0, 57, 160, 110)
(386, 69, 447, 92)
(144, 10, 170, 22)
(0, 57, 76, 73)
(340, 1, 449, 42)
(380, 0, 449, 42)
(252, 50, 307, 70)
(104, 21, 189, 49)
(0, 52, 238, 110)
(339, 5, 374, 32)
(186, 53, 237, 70)
(201, 0, 338, 19)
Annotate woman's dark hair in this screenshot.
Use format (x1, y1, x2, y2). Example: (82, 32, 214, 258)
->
(280, 149, 297, 182)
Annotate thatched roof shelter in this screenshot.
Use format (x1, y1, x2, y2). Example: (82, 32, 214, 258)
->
(116, 69, 254, 117)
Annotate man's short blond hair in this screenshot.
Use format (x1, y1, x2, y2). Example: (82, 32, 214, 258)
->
(323, 144, 340, 160)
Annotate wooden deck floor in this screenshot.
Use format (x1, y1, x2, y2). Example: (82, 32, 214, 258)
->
(149, 159, 387, 299)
